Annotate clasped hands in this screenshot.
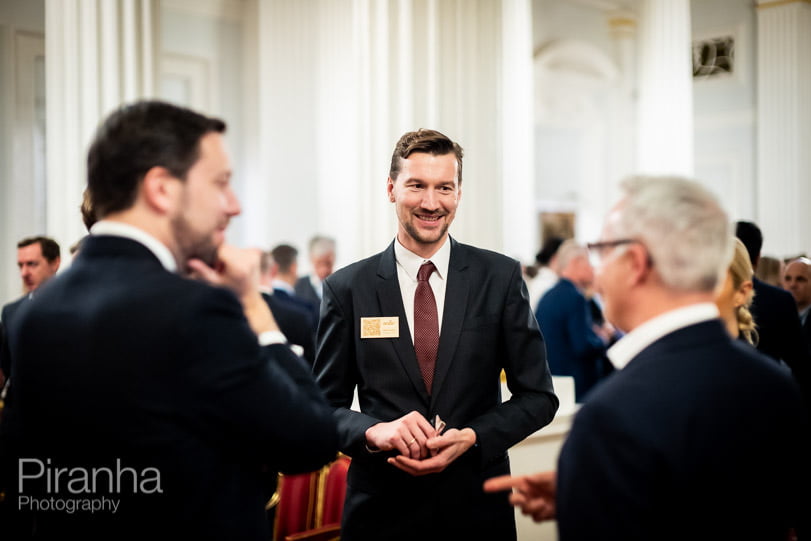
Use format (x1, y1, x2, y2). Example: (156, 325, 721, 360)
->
(364, 411, 476, 476)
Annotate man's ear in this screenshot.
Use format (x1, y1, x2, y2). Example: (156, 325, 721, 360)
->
(387, 178, 395, 202)
(627, 243, 653, 286)
(142, 166, 180, 214)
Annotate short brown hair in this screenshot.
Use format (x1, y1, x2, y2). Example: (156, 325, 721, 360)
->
(18, 236, 60, 262)
(388, 129, 464, 184)
(87, 100, 226, 220)
(271, 244, 298, 274)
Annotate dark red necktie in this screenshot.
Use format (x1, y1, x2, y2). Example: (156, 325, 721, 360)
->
(414, 262, 439, 394)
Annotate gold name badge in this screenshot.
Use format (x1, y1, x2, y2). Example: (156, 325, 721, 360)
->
(360, 317, 399, 338)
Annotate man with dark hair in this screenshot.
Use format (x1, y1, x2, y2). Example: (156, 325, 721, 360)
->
(271, 243, 318, 328)
(528, 235, 565, 311)
(734, 220, 810, 406)
(13, 236, 61, 293)
(0, 236, 61, 383)
(314, 128, 558, 540)
(0, 100, 338, 539)
(259, 250, 316, 365)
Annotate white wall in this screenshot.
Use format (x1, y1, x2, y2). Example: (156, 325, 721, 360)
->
(692, 0, 757, 244)
(1, 0, 805, 303)
(160, 0, 249, 245)
(528, 0, 766, 263)
(0, 0, 46, 305)
(531, 0, 623, 247)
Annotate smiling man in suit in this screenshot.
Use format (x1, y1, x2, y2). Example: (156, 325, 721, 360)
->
(0, 100, 338, 540)
(485, 176, 810, 539)
(313, 128, 558, 541)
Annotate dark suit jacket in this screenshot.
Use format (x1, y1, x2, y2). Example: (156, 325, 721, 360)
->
(751, 277, 811, 411)
(556, 319, 810, 540)
(535, 278, 607, 402)
(0, 296, 27, 381)
(262, 291, 316, 365)
(0, 236, 338, 540)
(273, 287, 318, 332)
(313, 238, 559, 540)
(294, 276, 321, 312)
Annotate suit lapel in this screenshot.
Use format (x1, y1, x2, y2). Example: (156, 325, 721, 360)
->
(430, 238, 469, 405)
(376, 243, 431, 403)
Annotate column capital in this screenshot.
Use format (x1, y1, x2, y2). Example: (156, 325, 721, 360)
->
(756, 0, 811, 9)
(608, 10, 637, 34)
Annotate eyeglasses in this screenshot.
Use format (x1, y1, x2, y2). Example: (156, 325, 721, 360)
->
(586, 239, 640, 267)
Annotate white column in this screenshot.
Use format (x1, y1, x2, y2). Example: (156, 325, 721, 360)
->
(607, 11, 636, 202)
(755, 0, 811, 257)
(635, 0, 693, 176)
(251, 0, 521, 267)
(46, 0, 157, 259)
(500, 0, 535, 262)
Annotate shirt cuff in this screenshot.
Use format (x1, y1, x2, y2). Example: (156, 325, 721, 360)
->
(258, 330, 288, 346)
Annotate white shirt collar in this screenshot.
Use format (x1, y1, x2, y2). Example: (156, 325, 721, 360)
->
(607, 303, 720, 370)
(90, 220, 178, 273)
(271, 279, 295, 295)
(393, 235, 451, 281)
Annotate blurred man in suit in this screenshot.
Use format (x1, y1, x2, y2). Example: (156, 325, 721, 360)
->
(783, 257, 811, 355)
(259, 250, 316, 364)
(0, 100, 338, 540)
(735, 221, 810, 411)
(295, 235, 336, 311)
(486, 176, 809, 540)
(0, 236, 61, 385)
(535, 240, 609, 402)
(314, 128, 558, 540)
(271, 243, 319, 329)
(526, 235, 564, 312)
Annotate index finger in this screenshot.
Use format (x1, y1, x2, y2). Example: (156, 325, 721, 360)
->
(186, 258, 221, 284)
(483, 475, 522, 493)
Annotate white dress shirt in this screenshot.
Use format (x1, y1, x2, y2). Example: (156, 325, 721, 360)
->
(607, 303, 720, 370)
(90, 220, 177, 272)
(394, 237, 451, 344)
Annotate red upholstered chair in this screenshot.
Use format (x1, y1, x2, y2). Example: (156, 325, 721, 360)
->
(272, 454, 351, 541)
(316, 454, 350, 528)
(284, 524, 341, 541)
(272, 471, 320, 541)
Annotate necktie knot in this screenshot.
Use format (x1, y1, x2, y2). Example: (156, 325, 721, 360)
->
(418, 262, 436, 282)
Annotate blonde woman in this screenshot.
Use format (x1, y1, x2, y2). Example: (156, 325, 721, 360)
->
(716, 238, 758, 345)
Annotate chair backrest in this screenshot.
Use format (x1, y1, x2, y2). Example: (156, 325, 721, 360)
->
(273, 471, 320, 541)
(273, 454, 351, 541)
(316, 454, 350, 527)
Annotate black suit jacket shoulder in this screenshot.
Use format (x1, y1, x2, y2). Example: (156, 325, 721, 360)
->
(0, 296, 27, 380)
(262, 291, 316, 365)
(0, 236, 338, 540)
(294, 276, 321, 310)
(751, 277, 811, 411)
(556, 320, 810, 539)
